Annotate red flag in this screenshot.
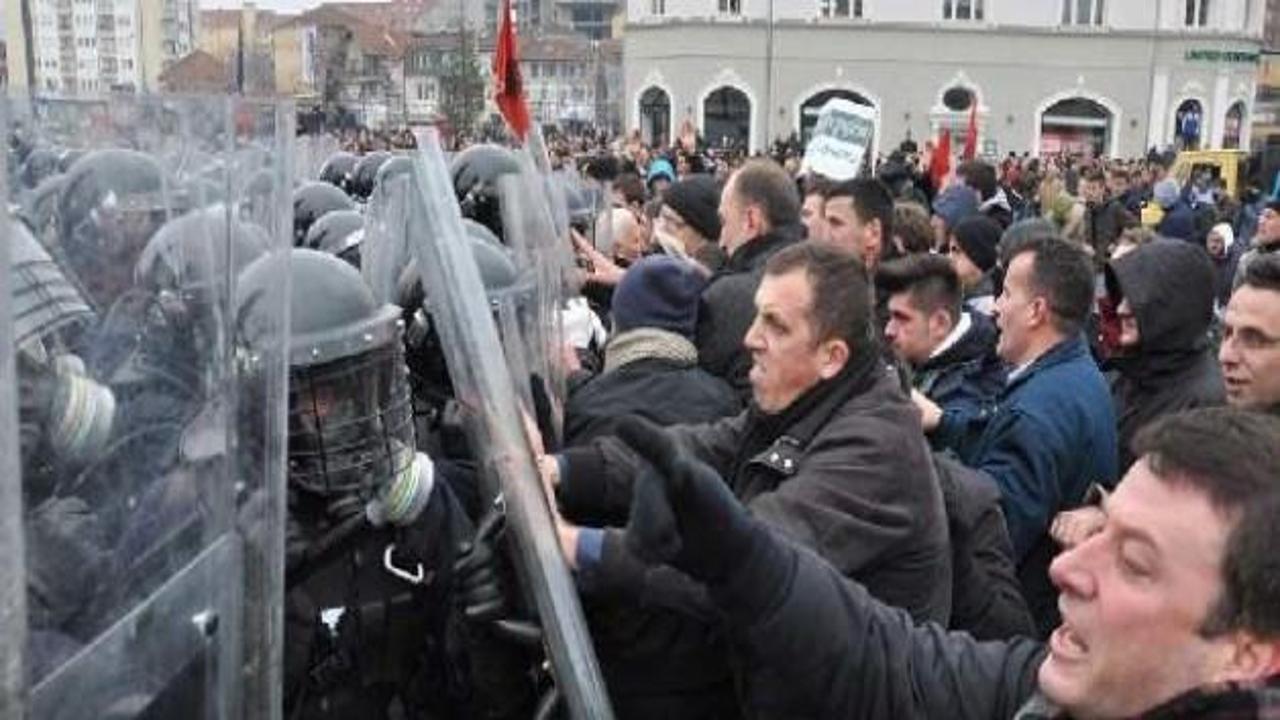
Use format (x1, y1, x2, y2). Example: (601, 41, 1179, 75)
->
(962, 103, 978, 161)
(930, 129, 951, 190)
(492, 0, 531, 141)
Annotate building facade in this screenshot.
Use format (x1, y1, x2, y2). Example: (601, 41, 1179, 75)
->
(625, 0, 1265, 158)
(4, 0, 197, 95)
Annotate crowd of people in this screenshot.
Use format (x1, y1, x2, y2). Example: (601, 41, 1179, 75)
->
(7, 103, 1280, 720)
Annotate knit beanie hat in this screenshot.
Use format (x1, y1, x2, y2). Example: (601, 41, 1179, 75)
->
(1153, 178, 1181, 209)
(661, 175, 722, 242)
(611, 255, 706, 338)
(951, 215, 1003, 273)
(932, 184, 981, 231)
(647, 158, 676, 187)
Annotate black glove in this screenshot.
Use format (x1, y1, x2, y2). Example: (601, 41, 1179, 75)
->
(453, 501, 509, 623)
(615, 415, 764, 586)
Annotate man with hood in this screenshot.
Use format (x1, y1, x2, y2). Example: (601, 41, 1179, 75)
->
(1207, 223, 1243, 311)
(1105, 239, 1225, 471)
(948, 215, 1003, 316)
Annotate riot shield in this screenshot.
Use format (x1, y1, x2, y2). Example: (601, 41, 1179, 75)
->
(404, 130, 614, 720)
(3, 95, 292, 720)
(1, 131, 31, 717)
(361, 173, 413, 306)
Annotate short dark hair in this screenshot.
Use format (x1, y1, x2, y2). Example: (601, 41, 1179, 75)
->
(1131, 408, 1280, 640)
(893, 202, 935, 255)
(1241, 253, 1280, 293)
(1081, 167, 1107, 185)
(614, 172, 646, 207)
(823, 178, 895, 243)
(957, 160, 998, 200)
(875, 254, 962, 323)
(1003, 232, 1094, 336)
(1108, 168, 1130, 182)
(802, 173, 832, 199)
(764, 241, 874, 354)
(731, 159, 801, 230)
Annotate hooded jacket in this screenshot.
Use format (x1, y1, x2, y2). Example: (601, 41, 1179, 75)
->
(696, 222, 803, 399)
(1106, 240, 1225, 471)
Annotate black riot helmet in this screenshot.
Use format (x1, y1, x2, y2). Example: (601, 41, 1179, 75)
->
(450, 144, 521, 240)
(10, 217, 95, 351)
(58, 148, 173, 310)
(292, 181, 354, 247)
(304, 209, 365, 268)
(395, 237, 519, 415)
(374, 155, 413, 194)
(20, 147, 63, 190)
(319, 151, 359, 194)
(350, 151, 392, 201)
(238, 249, 421, 517)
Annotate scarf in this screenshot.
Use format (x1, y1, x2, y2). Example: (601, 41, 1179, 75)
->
(603, 328, 698, 374)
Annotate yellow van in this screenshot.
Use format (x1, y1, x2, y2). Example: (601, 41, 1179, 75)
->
(1168, 149, 1249, 200)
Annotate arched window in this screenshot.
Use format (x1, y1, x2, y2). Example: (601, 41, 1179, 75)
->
(703, 86, 751, 151)
(942, 86, 975, 112)
(943, 0, 984, 20)
(1039, 96, 1113, 157)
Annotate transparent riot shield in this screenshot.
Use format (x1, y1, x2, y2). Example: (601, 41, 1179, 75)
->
(294, 133, 341, 186)
(405, 130, 614, 720)
(3, 95, 292, 720)
(1, 140, 32, 717)
(361, 174, 412, 306)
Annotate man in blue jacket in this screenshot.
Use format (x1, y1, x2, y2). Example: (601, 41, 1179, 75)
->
(921, 231, 1118, 636)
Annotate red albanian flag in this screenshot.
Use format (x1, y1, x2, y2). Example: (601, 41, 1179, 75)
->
(492, 0, 531, 142)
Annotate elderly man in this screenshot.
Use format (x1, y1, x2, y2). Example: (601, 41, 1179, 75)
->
(696, 159, 805, 397)
(610, 406, 1280, 719)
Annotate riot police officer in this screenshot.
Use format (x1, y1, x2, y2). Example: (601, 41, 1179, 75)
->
(236, 248, 486, 718)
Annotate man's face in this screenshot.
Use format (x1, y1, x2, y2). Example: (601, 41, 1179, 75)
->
(823, 196, 879, 268)
(1108, 174, 1129, 197)
(743, 269, 845, 413)
(613, 212, 649, 265)
(801, 193, 826, 240)
(1206, 231, 1226, 258)
(1256, 207, 1280, 245)
(884, 293, 950, 367)
(1039, 460, 1237, 718)
(1081, 178, 1106, 205)
(994, 252, 1043, 366)
(1219, 285, 1280, 411)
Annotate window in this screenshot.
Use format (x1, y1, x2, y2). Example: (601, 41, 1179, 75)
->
(1185, 0, 1210, 26)
(1062, 0, 1104, 25)
(943, 0, 984, 20)
(820, 0, 863, 18)
(719, 0, 741, 15)
(650, 0, 664, 15)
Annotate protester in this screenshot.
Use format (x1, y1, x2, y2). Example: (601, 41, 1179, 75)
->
(655, 175, 727, 273)
(1207, 223, 1243, 310)
(1104, 239, 1224, 471)
(545, 242, 953, 626)
(1234, 199, 1280, 288)
(891, 201, 935, 256)
(878, 254, 1005, 456)
(917, 232, 1118, 636)
(1155, 178, 1197, 242)
(1220, 255, 1280, 416)
(799, 174, 829, 240)
(607, 407, 1280, 720)
(1079, 167, 1136, 262)
(598, 207, 651, 267)
(959, 160, 1014, 229)
(931, 183, 981, 251)
(696, 159, 805, 398)
(565, 256, 740, 445)
(948, 215, 1003, 316)
(818, 177, 895, 270)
